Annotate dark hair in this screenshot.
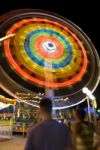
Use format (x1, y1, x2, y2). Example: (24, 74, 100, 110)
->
(39, 97, 52, 113)
(75, 108, 85, 121)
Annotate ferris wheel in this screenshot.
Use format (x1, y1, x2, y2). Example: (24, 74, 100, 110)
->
(0, 9, 99, 109)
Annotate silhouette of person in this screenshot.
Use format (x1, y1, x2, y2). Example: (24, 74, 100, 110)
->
(71, 108, 94, 150)
(25, 97, 73, 150)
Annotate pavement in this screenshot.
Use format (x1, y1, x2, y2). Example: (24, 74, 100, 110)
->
(0, 136, 26, 150)
(0, 135, 100, 150)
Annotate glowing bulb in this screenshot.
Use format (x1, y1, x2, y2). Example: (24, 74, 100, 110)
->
(89, 94, 95, 100)
(82, 87, 92, 96)
(82, 87, 88, 93)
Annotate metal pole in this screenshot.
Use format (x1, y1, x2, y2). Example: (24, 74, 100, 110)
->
(86, 97, 91, 123)
(44, 62, 55, 116)
(92, 99, 97, 125)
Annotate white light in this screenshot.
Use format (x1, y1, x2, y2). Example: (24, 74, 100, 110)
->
(87, 90, 92, 96)
(0, 102, 11, 110)
(43, 41, 56, 53)
(82, 87, 96, 101)
(82, 87, 92, 96)
(82, 87, 89, 93)
(0, 34, 15, 42)
(58, 120, 61, 123)
(89, 94, 95, 100)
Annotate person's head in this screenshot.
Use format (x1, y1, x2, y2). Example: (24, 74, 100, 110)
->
(74, 108, 85, 121)
(38, 97, 52, 121)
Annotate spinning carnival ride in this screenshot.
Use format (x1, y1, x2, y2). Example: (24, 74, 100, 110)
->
(0, 9, 100, 109)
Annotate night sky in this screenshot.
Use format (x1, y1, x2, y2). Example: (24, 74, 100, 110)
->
(0, 0, 100, 106)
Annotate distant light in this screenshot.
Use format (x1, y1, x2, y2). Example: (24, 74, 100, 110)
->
(58, 120, 61, 123)
(97, 109, 100, 113)
(84, 107, 94, 113)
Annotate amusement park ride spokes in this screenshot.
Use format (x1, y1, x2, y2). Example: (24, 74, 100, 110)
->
(0, 34, 15, 42)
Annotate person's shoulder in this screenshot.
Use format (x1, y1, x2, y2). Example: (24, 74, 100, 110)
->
(45, 119, 67, 128)
(51, 119, 63, 125)
(56, 121, 68, 130)
(29, 122, 42, 133)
